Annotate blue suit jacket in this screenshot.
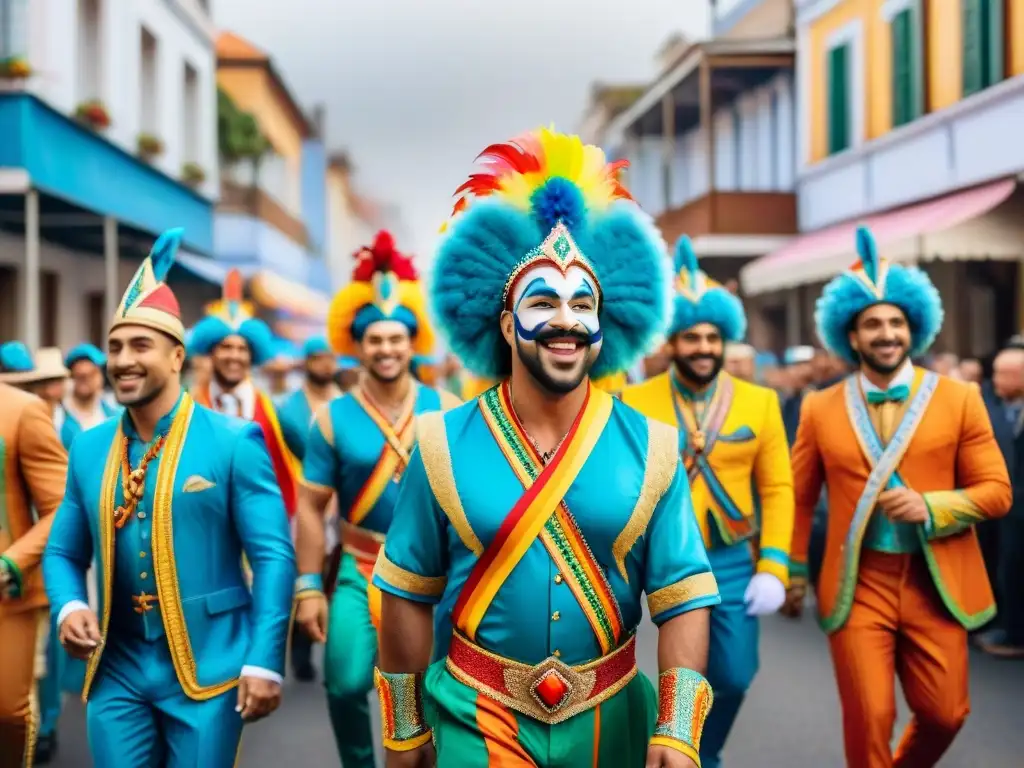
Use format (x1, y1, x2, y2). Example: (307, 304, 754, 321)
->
(43, 396, 296, 700)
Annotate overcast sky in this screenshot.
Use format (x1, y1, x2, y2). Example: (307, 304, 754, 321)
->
(214, 0, 722, 257)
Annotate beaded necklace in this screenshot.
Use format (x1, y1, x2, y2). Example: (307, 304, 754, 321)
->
(112, 434, 166, 530)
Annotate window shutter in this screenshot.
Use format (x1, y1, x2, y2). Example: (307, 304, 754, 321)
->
(891, 10, 913, 127)
(828, 44, 850, 154)
(984, 0, 1004, 88)
(962, 0, 983, 96)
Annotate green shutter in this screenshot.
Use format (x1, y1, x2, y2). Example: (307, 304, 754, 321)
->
(984, 0, 1004, 87)
(828, 44, 850, 155)
(891, 10, 913, 126)
(963, 0, 983, 96)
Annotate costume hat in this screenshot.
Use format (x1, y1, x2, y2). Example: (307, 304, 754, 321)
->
(188, 269, 275, 365)
(669, 235, 746, 343)
(65, 343, 106, 369)
(0, 344, 69, 384)
(110, 228, 185, 343)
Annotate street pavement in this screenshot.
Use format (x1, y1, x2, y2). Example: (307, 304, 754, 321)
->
(49, 614, 1024, 767)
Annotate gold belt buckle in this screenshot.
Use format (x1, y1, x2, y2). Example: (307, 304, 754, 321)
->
(502, 655, 597, 723)
(132, 592, 158, 614)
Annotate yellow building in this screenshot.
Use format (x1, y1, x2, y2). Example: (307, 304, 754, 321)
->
(741, 0, 1024, 357)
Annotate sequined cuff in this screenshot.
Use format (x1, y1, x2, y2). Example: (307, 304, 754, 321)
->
(0, 555, 21, 599)
(651, 667, 713, 763)
(374, 668, 432, 751)
(294, 573, 324, 600)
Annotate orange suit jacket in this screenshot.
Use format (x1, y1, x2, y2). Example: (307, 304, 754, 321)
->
(0, 383, 68, 617)
(790, 368, 1011, 633)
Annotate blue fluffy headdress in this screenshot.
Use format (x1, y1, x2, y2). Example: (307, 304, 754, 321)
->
(669, 236, 747, 342)
(431, 127, 672, 379)
(815, 226, 944, 364)
(187, 268, 275, 365)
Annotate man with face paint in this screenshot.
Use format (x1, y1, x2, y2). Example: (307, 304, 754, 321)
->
(293, 230, 460, 767)
(42, 229, 296, 767)
(188, 270, 301, 522)
(783, 227, 1011, 768)
(371, 128, 719, 768)
(623, 237, 793, 768)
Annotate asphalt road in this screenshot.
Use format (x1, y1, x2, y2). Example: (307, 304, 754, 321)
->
(47, 614, 1024, 767)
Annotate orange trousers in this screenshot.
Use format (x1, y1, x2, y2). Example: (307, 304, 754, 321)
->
(828, 550, 970, 768)
(0, 607, 47, 768)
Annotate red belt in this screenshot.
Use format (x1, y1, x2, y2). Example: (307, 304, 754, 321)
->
(446, 632, 637, 725)
(340, 521, 383, 565)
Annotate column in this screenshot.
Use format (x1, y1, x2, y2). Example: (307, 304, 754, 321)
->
(661, 91, 676, 213)
(22, 189, 40, 350)
(785, 286, 801, 347)
(103, 216, 119, 323)
(699, 58, 716, 231)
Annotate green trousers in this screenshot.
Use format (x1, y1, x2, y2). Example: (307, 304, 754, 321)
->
(325, 553, 377, 767)
(423, 660, 657, 767)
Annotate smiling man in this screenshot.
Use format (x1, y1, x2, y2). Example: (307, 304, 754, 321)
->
(370, 129, 720, 768)
(623, 236, 793, 768)
(187, 270, 301, 522)
(293, 230, 460, 767)
(42, 229, 296, 767)
(783, 227, 1011, 768)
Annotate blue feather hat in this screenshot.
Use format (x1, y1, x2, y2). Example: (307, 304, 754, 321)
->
(669, 236, 747, 343)
(815, 226, 944, 364)
(188, 268, 275, 365)
(65, 343, 106, 369)
(431, 127, 671, 379)
(302, 335, 332, 358)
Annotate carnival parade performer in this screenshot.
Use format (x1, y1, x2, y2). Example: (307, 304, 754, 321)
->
(42, 229, 297, 767)
(0, 377, 68, 765)
(293, 230, 460, 767)
(278, 336, 341, 462)
(371, 128, 720, 768)
(623, 236, 793, 768)
(188, 269, 302, 520)
(783, 227, 1011, 768)
(62, 344, 121, 449)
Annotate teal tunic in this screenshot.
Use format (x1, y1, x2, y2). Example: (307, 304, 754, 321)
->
(275, 388, 318, 461)
(60, 400, 121, 451)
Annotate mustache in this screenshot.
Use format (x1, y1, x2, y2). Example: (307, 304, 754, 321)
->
(869, 341, 904, 349)
(110, 367, 145, 376)
(685, 353, 719, 363)
(535, 328, 593, 345)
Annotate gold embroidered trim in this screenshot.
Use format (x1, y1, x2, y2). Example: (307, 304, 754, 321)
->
(612, 419, 680, 582)
(924, 490, 984, 531)
(153, 395, 240, 701)
(647, 572, 719, 618)
(313, 403, 334, 446)
(83, 423, 123, 701)
(417, 412, 484, 557)
(373, 551, 447, 597)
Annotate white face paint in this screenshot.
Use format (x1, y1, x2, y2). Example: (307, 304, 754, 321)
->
(511, 264, 601, 343)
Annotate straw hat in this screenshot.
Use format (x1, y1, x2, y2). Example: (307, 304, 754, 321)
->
(0, 347, 70, 385)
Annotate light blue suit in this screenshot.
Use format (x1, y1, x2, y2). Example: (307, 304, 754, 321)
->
(43, 391, 296, 767)
(276, 388, 315, 461)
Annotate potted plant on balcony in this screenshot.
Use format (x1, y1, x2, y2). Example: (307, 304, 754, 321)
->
(136, 133, 164, 162)
(182, 162, 206, 188)
(0, 56, 32, 81)
(75, 99, 112, 131)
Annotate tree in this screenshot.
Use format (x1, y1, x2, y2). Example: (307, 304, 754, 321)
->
(217, 87, 271, 186)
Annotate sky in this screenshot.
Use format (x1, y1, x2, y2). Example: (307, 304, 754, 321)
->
(213, 0, 721, 258)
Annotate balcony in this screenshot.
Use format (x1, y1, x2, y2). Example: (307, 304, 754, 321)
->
(656, 191, 798, 244)
(218, 179, 308, 247)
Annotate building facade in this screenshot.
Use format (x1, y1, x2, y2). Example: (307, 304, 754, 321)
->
(0, 0, 219, 349)
(596, 0, 799, 349)
(741, 0, 1024, 357)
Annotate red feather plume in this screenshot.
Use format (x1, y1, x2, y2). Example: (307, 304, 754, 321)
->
(350, 230, 418, 282)
(224, 268, 244, 303)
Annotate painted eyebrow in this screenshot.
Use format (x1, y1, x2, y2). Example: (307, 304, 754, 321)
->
(516, 278, 559, 309)
(571, 282, 595, 301)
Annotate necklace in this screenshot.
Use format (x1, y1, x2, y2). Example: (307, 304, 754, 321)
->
(509, 388, 568, 465)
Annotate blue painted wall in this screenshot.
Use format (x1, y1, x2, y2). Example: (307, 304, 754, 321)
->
(0, 94, 214, 254)
(301, 137, 327, 256)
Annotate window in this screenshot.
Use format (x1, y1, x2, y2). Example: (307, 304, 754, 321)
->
(890, 5, 923, 127)
(139, 28, 159, 134)
(86, 291, 104, 346)
(827, 43, 851, 155)
(733, 106, 743, 189)
(962, 0, 1004, 97)
(769, 90, 779, 188)
(0, 0, 28, 59)
(183, 63, 200, 163)
(77, 0, 103, 101)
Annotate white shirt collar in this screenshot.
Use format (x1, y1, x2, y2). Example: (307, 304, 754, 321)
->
(859, 359, 914, 394)
(209, 378, 256, 420)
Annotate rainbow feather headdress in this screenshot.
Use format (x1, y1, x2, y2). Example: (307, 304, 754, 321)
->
(110, 228, 185, 343)
(669, 235, 747, 343)
(326, 230, 434, 357)
(815, 226, 944, 364)
(432, 127, 671, 379)
(187, 268, 275, 365)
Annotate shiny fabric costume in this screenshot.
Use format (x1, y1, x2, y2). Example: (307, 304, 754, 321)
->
(299, 230, 456, 766)
(622, 238, 793, 768)
(42, 230, 297, 768)
(0, 382, 68, 765)
(373, 129, 721, 767)
(188, 269, 302, 520)
(278, 336, 341, 462)
(790, 227, 1011, 768)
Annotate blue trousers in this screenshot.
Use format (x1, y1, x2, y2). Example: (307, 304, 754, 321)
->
(87, 636, 243, 767)
(700, 543, 759, 768)
(37, 616, 65, 738)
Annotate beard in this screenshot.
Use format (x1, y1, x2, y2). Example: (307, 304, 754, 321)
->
(859, 341, 909, 375)
(673, 353, 724, 387)
(212, 365, 245, 390)
(516, 327, 595, 395)
(306, 370, 336, 387)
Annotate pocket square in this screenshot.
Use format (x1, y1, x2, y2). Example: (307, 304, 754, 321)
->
(182, 475, 216, 493)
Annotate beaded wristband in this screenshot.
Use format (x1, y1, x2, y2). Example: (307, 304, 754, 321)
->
(294, 573, 324, 600)
(650, 667, 714, 765)
(374, 668, 432, 752)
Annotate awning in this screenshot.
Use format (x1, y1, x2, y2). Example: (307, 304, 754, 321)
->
(250, 271, 331, 321)
(740, 178, 1020, 296)
(174, 252, 258, 285)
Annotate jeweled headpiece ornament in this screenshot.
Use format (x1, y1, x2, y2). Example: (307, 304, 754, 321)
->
(815, 226, 943, 364)
(432, 126, 672, 379)
(110, 228, 185, 343)
(326, 230, 434, 357)
(187, 268, 275, 365)
(669, 235, 747, 343)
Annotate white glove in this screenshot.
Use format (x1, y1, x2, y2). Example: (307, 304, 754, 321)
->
(743, 572, 786, 616)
